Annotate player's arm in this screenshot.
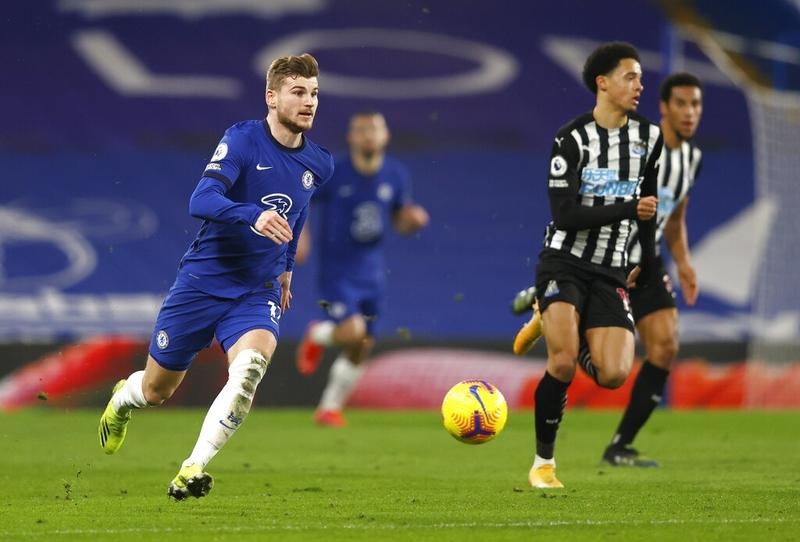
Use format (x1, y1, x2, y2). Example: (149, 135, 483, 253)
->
(393, 204, 429, 235)
(189, 177, 263, 225)
(548, 137, 639, 230)
(190, 130, 265, 226)
(285, 205, 309, 272)
(633, 133, 663, 285)
(294, 222, 312, 266)
(664, 197, 698, 305)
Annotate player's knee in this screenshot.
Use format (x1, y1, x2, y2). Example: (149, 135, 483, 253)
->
(336, 316, 368, 347)
(647, 337, 678, 367)
(547, 351, 578, 382)
(142, 382, 175, 405)
(229, 349, 270, 396)
(596, 366, 629, 389)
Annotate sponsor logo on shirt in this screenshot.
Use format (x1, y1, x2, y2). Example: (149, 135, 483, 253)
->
(580, 168, 637, 197)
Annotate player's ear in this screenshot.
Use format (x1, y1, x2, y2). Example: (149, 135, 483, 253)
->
(596, 75, 607, 92)
(266, 89, 277, 109)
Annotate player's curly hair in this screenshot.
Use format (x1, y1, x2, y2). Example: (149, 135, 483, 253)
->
(659, 72, 703, 103)
(582, 42, 640, 94)
(266, 53, 319, 90)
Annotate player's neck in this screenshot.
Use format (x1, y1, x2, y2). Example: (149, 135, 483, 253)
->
(351, 152, 384, 176)
(592, 104, 628, 130)
(266, 116, 304, 148)
(660, 119, 682, 150)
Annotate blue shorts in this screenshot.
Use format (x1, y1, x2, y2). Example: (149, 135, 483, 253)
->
(149, 280, 282, 371)
(319, 277, 382, 336)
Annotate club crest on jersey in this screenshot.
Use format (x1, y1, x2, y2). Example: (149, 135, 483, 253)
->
(211, 142, 228, 161)
(631, 140, 647, 157)
(377, 183, 394, 201)
(301, 170, 315, 190)
(156, 330, 169, 350)
(550, 155, 567, 177)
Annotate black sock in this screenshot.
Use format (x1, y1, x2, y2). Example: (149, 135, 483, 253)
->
(534, 370, 570, 459)
(610, 360, 669, 448)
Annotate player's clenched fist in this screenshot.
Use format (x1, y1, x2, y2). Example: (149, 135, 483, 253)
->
(636, 196, 658, 220)
(254, 210, 293, 244)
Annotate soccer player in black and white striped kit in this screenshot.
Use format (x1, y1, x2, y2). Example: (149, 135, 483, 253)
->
(526, 42, 663, 488)
(600, 73, 703, 467)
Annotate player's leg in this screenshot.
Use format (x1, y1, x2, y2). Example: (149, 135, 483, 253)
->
(296, 282, 355, 376)
(513, 289, 544, 356)
(578, 280, 637, 388)
(99, 282, 213, 455)
(529, 295, 580, 489)
(583, 326, 636, 389)
(316, 308, 374, 427)
(603, 307, 676, 467)
(315, 289, 382, 427)
(168, 290, 278, 500)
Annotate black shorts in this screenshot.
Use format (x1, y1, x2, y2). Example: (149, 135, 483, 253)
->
(628, 256, 677, 321)
(535, 249, 634, 333)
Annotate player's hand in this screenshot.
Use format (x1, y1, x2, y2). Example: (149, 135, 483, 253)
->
(254, 211, 293, 244)
(636, 196, 658, 221)
(278, 271, 293, 312)
(677, 262, 699, 306)
(393, 204, 429, 235)
(626, 265, 641, 288)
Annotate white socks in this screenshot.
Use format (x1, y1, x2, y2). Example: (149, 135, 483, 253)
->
(112, 370, 148, 414)
(318, 355, 364, 412)
(532, 455, 556, 469)
(310, 320, 336, 346)
(184, 349, 269, 469)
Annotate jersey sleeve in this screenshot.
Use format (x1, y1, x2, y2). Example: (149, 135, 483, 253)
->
(393, 161, 413, 212)
(548, 134, 638, 230)
(202, 126, 251, 188)
(188, 127, 263, 225)
(635, 131, 664, 282)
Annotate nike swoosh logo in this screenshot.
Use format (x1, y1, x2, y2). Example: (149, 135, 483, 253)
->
(256, 164, 273, 170)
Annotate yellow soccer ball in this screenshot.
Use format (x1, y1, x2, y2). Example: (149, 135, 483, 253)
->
(441, 380, 508, 444)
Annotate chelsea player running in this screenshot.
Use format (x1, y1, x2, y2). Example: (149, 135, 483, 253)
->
(98, 53, 334, 500)
(295, 111, 429, 427)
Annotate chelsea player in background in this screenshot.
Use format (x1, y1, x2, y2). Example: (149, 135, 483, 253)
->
(295, 111, 429, 427)
(98, 53, 334, 500)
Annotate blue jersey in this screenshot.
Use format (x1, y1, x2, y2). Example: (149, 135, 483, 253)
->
(313, 155, 411, 287)
(177, 120, 334, 299)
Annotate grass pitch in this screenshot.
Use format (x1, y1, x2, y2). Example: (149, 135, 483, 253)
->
(0, 407, 798, 541)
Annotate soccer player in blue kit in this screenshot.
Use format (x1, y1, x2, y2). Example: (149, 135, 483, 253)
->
(98, 53, 334, 500)
(295, 111, 429, 427)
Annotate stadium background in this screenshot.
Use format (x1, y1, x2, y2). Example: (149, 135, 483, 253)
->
(1, 0, 797, 409)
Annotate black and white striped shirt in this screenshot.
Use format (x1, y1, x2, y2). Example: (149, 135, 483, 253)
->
(627, 141, 703, 264)
(543, 111, 663, 269)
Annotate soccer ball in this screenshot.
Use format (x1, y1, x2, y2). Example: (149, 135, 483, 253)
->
(441, 380, 508, 444)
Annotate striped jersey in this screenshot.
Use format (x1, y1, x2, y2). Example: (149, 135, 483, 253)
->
(543, 111, 662, 269)
(627, 140, 703, 264)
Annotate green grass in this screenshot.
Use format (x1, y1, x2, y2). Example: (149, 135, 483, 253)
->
(0, 407, 798, 541)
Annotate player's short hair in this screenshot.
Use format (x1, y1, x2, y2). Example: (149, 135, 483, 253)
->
(266, 53, 319, 90)
(582, 42, 641, 94)
(659, 72, 703, 103)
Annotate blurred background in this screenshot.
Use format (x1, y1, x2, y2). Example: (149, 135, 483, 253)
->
(1, 0, 798, 409)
